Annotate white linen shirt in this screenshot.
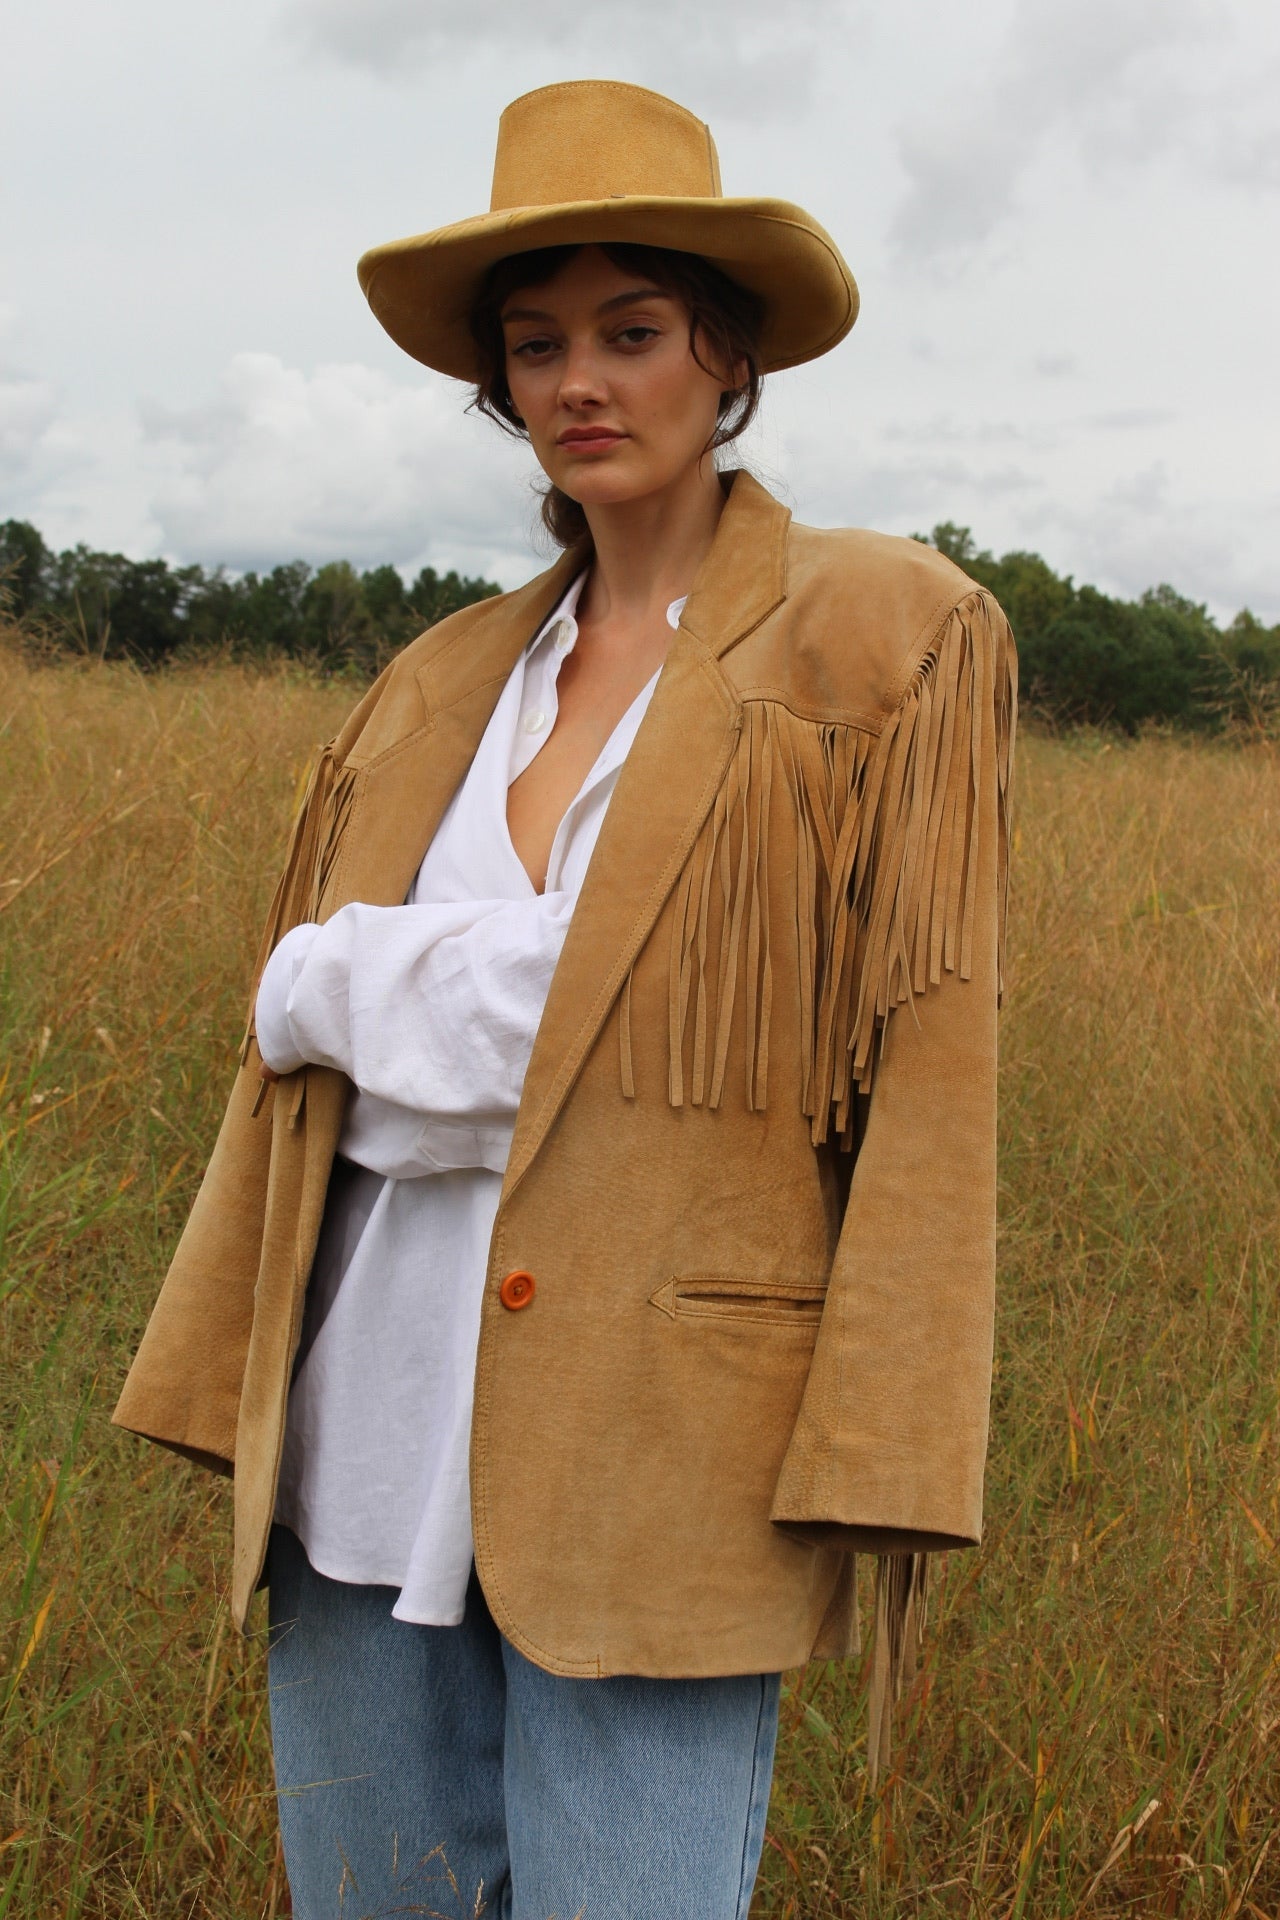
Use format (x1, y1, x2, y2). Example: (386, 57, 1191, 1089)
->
(253, 572, 684, 1623)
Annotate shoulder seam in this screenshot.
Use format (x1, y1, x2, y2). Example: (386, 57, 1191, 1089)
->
(880, 583, 996, 720)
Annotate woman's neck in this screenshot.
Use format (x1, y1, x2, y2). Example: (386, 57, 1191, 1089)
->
(577, 460, 728, 630)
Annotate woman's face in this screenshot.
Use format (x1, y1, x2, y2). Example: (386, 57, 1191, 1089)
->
(500, 246, 742, 512)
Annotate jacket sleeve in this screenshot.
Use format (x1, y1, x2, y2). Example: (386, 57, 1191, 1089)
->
(770, 589, 1015, 1553)
(111, 726, 360, 1472)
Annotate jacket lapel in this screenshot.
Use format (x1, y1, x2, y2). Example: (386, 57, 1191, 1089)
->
(504, 472, 791, 1195)
(333, 547, 585, 913)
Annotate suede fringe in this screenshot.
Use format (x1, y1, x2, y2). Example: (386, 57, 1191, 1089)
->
(659, 697, 775, 1114)
(267, 746, 359, 943)
(867, 1551, 929, 1788)
(658, 594, 1014, 1142)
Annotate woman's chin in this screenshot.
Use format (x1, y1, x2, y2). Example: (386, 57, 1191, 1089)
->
(547, 464, 681, 514)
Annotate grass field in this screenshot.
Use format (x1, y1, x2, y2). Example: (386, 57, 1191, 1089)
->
(1, 643, 1278, 1918)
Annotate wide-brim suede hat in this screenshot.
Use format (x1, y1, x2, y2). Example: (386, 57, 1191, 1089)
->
(357, 79, 858, 380)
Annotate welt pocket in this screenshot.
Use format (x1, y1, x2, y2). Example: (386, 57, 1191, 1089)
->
(649, 1275, 828, 1326)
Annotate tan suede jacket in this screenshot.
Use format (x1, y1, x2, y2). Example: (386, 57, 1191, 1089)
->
(114, 472, 1016, 1716)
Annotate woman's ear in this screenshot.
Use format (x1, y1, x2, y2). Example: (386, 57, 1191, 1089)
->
(719, 356, 750, 407)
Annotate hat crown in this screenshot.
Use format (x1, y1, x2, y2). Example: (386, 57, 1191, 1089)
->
(490, 80, 723, 213)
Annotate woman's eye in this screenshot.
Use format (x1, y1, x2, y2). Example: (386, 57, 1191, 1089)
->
(615, 325, 659, 347)
(512, 336, 557, 359)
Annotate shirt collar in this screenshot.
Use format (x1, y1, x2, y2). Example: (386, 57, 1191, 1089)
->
(528, 570, 688, 659)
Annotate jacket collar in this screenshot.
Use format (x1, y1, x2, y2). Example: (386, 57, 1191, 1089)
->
(329, 544, 586, 906)
(413, 543, 587, 732)
(504, 471, 791, 1192)
(408, 464, 789, 711)
(678, 468, 790, 660)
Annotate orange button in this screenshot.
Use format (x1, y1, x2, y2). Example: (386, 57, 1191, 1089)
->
(499, 1269, 536, 1311)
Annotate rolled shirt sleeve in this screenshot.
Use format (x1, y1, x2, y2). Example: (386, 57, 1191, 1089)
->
(253, 921, 322, 1075)
(253, 894, 574, 1178)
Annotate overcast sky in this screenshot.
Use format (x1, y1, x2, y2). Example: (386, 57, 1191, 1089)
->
(3, 0, 1277, 618)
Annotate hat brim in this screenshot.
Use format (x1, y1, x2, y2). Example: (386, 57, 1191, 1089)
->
(357, 196, 858, 381)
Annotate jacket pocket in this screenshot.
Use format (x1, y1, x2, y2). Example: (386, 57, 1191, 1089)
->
(649, 1274, 827, 1327)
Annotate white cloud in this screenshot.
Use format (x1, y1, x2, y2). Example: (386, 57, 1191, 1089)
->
(766, 381, 1278, 621)
(6, 333, 1274, 623)
(1044, 461, 1276, 612)
(0, 304, 61, 480)
(282, 0, 850, 113)
(1197, 57, 1280, 191)
(0, 374, 59, 475)
(1085, 407, 1177, 432)
(3, 0, 1277, 626)
(880, 414, 1062, 452)
(140, 352, 541, 583)
(889, 0, 1211, 258)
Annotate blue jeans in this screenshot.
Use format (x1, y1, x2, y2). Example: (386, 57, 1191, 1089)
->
(266, 1525, 781, 1920)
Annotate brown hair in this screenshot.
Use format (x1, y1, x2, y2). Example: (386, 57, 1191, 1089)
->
(468, 242, 765, 548)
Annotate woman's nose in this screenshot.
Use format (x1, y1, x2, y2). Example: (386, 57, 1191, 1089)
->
(557, 340, 608, 410)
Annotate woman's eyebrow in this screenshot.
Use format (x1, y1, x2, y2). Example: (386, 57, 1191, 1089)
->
(597, 287, 673, 313)
(500, 288, 674, 325)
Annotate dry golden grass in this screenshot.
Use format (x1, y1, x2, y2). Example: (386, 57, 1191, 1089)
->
(1, 642, 1277, 1918)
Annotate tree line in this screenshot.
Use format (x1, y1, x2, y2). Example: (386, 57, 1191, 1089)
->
(2, 514, 1277, 730)
(0, 519, 502, 678)
(922, 523, 1279, 733)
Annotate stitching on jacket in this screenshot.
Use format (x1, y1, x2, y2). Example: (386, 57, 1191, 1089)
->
(421, 668, 519, 723)
(732, 686, 885, 732)
(672, 1271, 827, 1296)
(405, 562, 581, 697)
(663, 1277, 826, 1328)
(329, 651, 538, 898)
(669, 1307, 826, 1329)
(881, 585, 989, 718)
(415, 658, 546, 725)
(681, 589, 785, 663)
(409, 597, 518, 677)
(344, 720, 435, 777)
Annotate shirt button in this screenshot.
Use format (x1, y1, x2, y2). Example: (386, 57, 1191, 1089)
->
(553, 621, 574, 655)
(523, 709, 547, 735)
(499, 1270, 536, 1311)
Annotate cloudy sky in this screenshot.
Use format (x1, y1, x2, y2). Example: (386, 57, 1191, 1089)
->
(3, 0, 1277, 618)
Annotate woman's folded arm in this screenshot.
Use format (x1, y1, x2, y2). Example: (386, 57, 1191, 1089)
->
(253, 894, 574, 1130)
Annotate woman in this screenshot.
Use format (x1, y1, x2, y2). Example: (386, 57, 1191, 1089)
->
(115, 79, 1016, 1920)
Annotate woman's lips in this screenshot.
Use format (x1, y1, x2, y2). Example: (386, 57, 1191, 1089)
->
(557, 430, 626, 454)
